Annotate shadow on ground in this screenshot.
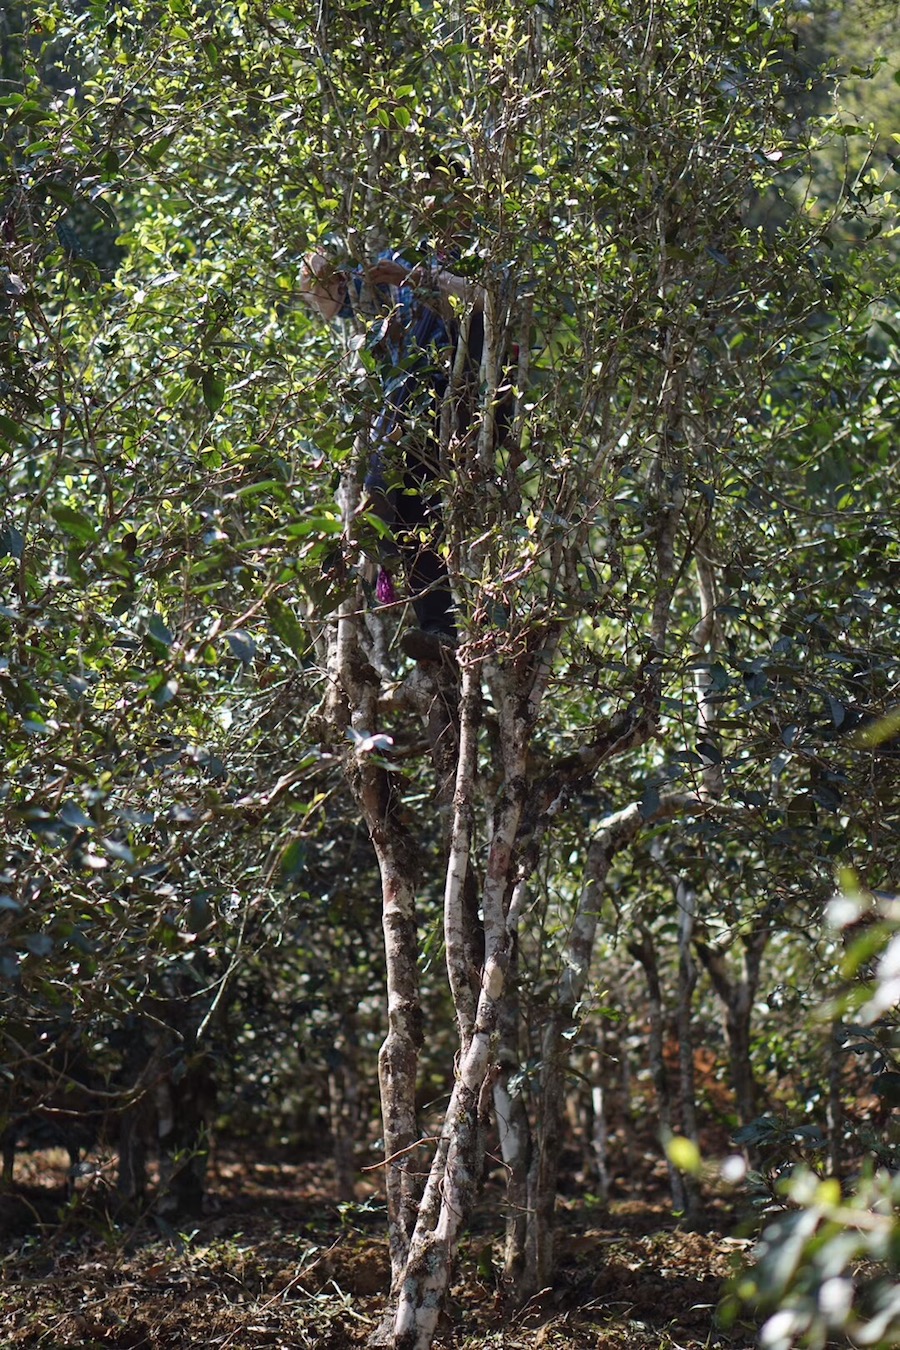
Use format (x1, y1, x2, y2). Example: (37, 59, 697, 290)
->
(0, 1151, 754, 1348)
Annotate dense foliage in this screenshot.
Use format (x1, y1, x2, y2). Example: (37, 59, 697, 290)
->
(2, 0, 899, 1346)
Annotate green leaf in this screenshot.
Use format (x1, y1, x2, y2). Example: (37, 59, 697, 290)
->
(146, 614, 174, 647)
(0, 526, 24, 559)
(280, 839, 307, 880)
(265, 597, 309, 660)
(101, 836, 135, 863)
(202, 367, 226, 414)
(141, 131, 177, 165)
(52, 505, 97, 545)
(59, 801, 95, 829)
(0, 413, 30, 446)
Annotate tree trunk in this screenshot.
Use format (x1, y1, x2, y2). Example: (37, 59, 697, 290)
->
(331, 467, 425, 1295)
(390, 821, 521, 1341)
(515, 829, 623, 1301)
(389, 644, 544, 1347)
(371, 821, 423, 1287)
(630, 927, 688, 1215)
(674, 879, 699, 1218)
(695, 929, 768, 1131)
(725, 998, 756, 1128)
(512, 801, 697, 1302)
(826, 1017, 844, 1176)
(493, 914, 530, 1293)
(522, 1013, 566, 1300)
(589, 1052, 610, 1204)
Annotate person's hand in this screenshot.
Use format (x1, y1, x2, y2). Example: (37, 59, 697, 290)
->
(299, 250, 348, 319)
(367, 258, 416, 287)
(303, 250, 342, 286)
(304, 250, 327, 277)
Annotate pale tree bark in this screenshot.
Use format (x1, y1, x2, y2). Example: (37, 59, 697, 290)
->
(390, 637, 555, 1349)
(441, 660, 482, 1053)
(330, 466, 423, 1298)
(589, 1049, 610, 1205)
(493, 881, 531, 1292)
(360, 733, 423, 1289)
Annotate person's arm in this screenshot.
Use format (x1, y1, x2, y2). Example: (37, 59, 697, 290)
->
(367, 256, 484, 309)
(298, 250, 349, 321)
(433, 265, 484, 307)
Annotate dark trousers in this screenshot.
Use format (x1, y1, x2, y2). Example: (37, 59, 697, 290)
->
(365, 321, 512, 636)
(365, 402, 455, 637)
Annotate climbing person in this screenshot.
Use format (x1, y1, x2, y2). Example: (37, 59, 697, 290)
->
(298, 221, 485, 663)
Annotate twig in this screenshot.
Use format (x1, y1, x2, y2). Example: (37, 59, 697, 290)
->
(360, 1137, 440, 1172)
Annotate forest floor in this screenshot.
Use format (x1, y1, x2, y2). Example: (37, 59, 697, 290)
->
(0, 1149, 760, 1349)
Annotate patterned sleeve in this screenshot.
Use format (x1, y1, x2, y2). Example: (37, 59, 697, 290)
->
(336, 270, 361, 322)
(338, 250, 417, 326)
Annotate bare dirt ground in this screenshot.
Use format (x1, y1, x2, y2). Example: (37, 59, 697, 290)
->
(0, 1151, 758, 1348)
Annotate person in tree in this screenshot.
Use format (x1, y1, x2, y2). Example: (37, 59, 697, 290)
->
(299, 217, 486, 663)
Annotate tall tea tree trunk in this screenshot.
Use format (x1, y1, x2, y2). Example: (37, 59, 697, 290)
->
(390, 633, 558, 1349)
(329, 467, 424, 1295)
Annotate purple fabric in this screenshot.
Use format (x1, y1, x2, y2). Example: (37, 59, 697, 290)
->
(376, 567, 398, 605)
